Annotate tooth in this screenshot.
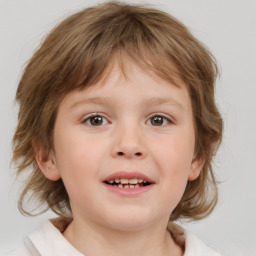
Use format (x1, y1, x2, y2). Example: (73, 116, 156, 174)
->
(109, 180, 114, 184)
(115, 178, 120, 183)
(113, 185, 117, 187)
(124, 185, 129, 188)
(129, 178, 138, 184)
(135, 184, 139, 188)
(120, 178, 128, 184)
(138, 179, 143, 183)
(118, 184, 123, 188)
(130, 185, 135, 188)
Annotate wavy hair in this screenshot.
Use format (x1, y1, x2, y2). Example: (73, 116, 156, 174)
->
(12, 1, 222, 221)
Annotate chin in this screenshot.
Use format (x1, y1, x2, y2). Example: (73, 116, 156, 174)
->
(102, 209, 157, 232)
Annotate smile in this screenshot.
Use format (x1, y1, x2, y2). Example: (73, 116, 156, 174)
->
(104, 178, 151, 188)
(103, 171, 154, 196)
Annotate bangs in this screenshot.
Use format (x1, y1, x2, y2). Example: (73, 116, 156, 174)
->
(55, 13, 183, 93)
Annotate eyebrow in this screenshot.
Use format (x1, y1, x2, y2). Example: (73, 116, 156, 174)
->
(70, 96, 185, 110)
(70, 97, 114, 109)
(144, 97, 185, 110)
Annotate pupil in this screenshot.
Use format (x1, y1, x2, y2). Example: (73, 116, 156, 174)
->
(91, 116, 103, 126)
(151, 116, 163, 126)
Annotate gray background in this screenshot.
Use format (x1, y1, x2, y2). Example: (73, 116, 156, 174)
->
(0, 0, 255, 255)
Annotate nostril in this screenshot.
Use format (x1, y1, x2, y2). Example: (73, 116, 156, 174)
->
(116, 151, 143, 157)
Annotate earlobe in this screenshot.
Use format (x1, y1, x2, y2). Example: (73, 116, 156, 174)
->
(33, 138, 61, 181)
(188, 155, 205, 181)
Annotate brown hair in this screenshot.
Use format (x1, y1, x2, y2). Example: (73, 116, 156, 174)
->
(12, 1, 222, 221)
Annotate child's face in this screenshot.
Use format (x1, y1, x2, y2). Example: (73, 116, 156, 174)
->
(39, 61, 203, 231)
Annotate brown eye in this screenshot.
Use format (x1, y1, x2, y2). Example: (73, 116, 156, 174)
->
(84, 115, 108, 126)
(149, 115, 170, 126)
(90, 116, 103, 126)
(151, 116, 163, 126)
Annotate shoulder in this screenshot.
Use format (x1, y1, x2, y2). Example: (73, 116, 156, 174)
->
(5, 217, 83, 256)
(167, 222, 222, 256)
(3, 235, 42, 256)
(184, 230, 222, 256)
(3, 246, 33, 256)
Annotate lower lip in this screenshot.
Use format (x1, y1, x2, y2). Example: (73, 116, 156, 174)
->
(103, 183, 154, 197)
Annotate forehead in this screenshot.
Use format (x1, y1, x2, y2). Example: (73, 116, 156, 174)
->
(59, 59, 192, 113)
(89, 60, 185, 95)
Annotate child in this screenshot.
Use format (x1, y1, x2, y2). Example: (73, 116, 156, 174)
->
(11, 1, 223, 255)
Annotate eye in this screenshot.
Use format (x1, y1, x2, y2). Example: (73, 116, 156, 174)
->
(83, 115, 108, 126)
(147, 115, 171, 126)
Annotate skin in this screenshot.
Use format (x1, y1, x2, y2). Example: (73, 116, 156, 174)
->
(35, 60, 204, 256)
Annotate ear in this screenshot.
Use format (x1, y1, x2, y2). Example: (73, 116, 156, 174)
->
(33, 138, 61, 181)
(188, 155, 205, 181)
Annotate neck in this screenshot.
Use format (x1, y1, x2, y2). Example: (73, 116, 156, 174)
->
(63, 217, 183, 256)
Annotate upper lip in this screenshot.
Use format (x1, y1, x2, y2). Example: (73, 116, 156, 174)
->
(103, 171, 154, 183)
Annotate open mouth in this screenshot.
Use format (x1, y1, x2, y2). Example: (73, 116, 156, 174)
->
(104, 178, 152, 189)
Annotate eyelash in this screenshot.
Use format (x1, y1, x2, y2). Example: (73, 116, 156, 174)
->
(146, 114, 172, 126)
(82, 114, 109, 126)
(81, 114, 173, 127)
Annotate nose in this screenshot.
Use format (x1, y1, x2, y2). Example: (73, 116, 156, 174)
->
(111, 125, 146, 159)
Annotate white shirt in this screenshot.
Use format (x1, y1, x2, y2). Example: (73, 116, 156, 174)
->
(6, 218, 222, 256)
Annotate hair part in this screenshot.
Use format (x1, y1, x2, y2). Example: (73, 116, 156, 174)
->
(13, 1, 222, 221)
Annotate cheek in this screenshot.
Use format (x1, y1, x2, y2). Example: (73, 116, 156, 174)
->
(53, 140, 101, 210)
(150, 133, 195, 202)
(152, 133, 194, 174)
(54, 126, 105, 167)
(53, 128, 110, 191)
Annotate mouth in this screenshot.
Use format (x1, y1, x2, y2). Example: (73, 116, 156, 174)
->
(103, 171, 154, 191)
(104, 178, 152, 189)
